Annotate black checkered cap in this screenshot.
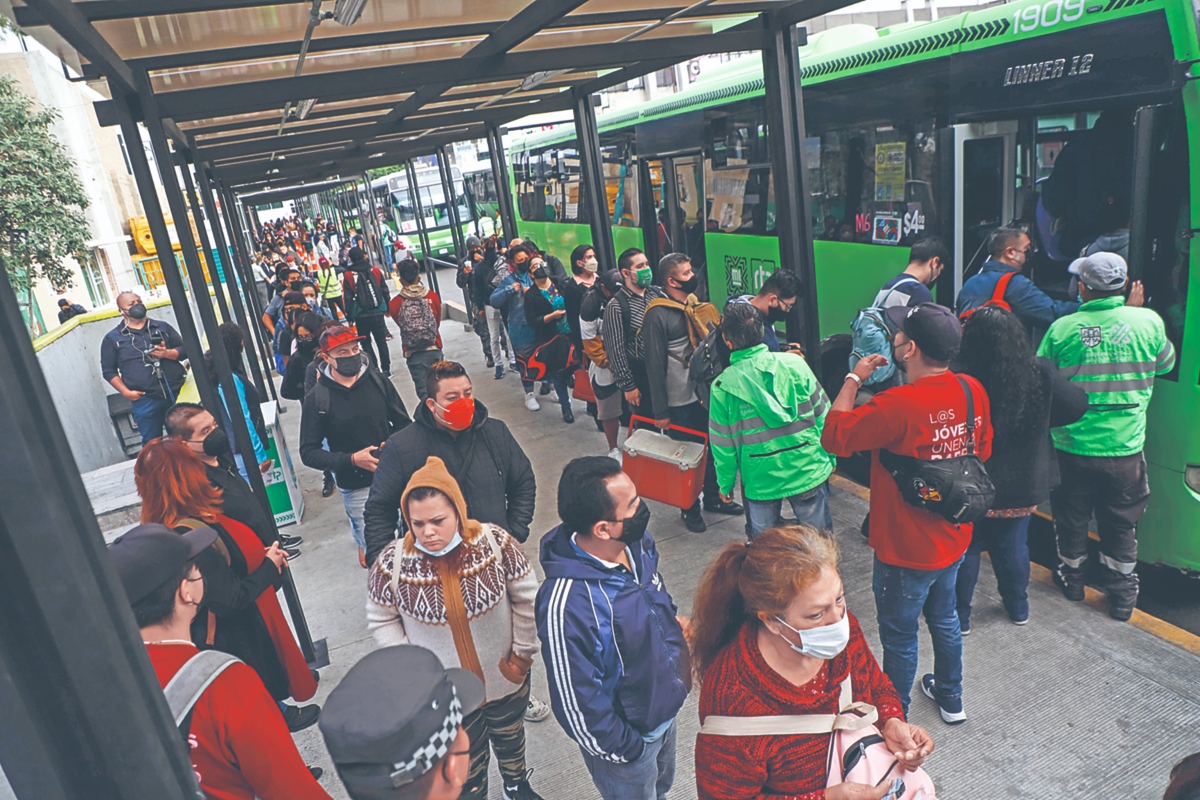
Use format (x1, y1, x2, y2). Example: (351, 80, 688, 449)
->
(319, 646, 484, 793)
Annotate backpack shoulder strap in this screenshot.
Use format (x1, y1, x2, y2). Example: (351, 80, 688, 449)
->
(163, 650, 241, 727)
(314, 380, 331, 416)
(957, 374, 978, 454)
(991, 270, 1017, 304)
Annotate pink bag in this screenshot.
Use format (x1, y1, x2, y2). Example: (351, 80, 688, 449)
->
(699, 675, 936, 799)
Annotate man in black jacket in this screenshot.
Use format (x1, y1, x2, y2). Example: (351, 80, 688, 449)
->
(363, 359, 535, 565)
(472, 237, 513, 379)
(300, 325, 410, 567)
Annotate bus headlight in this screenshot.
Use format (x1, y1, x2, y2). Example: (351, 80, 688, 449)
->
(1186, 466, 1200, 495)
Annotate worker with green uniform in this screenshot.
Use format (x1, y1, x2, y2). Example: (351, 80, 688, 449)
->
(1037, 252, 1175, 621)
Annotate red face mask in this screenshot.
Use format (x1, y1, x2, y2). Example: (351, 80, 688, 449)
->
(434, 396, 475, 431)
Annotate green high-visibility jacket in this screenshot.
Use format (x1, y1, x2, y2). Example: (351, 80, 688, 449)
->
(708, 344, 835, 501)
(1036, 296, 1175, 457)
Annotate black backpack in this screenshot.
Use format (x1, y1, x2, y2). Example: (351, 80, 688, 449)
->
(877, 376, 995, 524)
(688, 323, 730, 409)
(351, 267, 383, 313)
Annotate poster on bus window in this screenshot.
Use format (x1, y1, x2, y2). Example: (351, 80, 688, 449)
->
(874, 142, 906, 201)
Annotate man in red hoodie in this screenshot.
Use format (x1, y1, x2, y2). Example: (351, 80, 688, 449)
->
(822, 303, 991, 726)
(108, 523, 331, 800)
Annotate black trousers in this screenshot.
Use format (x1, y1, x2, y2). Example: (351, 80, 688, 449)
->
(354, 313, 390, 373)
(667, 401, 721, 511)
(1051, 450, 1150, 604)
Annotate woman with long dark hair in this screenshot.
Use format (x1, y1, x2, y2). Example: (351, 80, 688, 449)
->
(953, 306, 1088, 629)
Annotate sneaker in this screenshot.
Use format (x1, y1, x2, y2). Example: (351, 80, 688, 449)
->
(503, 770, 544, 800)
(608, 447, 622, 464)
(486, 356, 495, 369)
(1109, 601, 1135, 622)
(959, 621, 970, 636)
(283, 546, 302, 561)
(321, 472, 336, 497)
(1053, 568, 1085, 602)
(494, 365, 505, 380)
(279, 533, 303, 547)
(539, 381, 552, 396)
(682, 508, 707, 533)
(1012, 615, 1030, 626)
(703, 498, 745, 515)
(524, 393, 541, 412)
(920, 674, 966, 725)
(525, 696, 551, 723)
(509, 359, 518, 370)
(382, 369, 392, 377)
(562, 406, 575, 424)
(282, 703, 321, 732)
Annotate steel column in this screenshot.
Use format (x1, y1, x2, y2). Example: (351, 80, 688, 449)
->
(139, 77, 320, 665)
(437, 147, 468, 260)
(362, 171, 387, 270)
(197, 164, 269, 401)
(486, 124, 519, 241)
(177, 154, 232, 325)
(405, 159, 440, 295)
(573, 90, 616, 273)
(762, 21, 820, 376)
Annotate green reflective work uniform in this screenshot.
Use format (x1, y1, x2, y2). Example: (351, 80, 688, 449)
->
(708, 344, 835, 501)
(1036, 296, 1176, 457)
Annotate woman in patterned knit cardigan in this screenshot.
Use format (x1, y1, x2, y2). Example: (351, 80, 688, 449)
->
(690, 525, 935, 800)
(366, 456, 544, 800)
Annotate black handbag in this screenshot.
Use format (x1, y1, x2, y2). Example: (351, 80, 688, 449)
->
(877, 375, 995, 525)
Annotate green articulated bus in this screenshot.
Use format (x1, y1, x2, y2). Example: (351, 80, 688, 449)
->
(507, 0, 1200, 573)
(364, 165, 492, 263)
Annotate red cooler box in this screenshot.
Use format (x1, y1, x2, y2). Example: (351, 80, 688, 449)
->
(621, 416, 708, 509)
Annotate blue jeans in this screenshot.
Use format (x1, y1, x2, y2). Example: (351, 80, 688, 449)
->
(955, 515, 1032, 628)
(339, 485, 370, 550)
(745, 481, 832, 539)
(130, 394, 172, 444)
(872, 555, 964, 714)
(580, 719, 676, 800)
(522, 374, 570, 409)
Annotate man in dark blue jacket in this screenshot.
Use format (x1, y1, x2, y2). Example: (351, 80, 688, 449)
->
(955, 226, 1077, 327)
(535, 456, 690, 800)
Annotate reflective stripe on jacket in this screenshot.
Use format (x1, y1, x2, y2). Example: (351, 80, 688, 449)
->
(1036, 296, 1175, 457)
(708, 344, 835, 501)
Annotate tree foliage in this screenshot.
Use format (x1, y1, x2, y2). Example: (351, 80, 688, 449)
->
(0, 73, 90, 293)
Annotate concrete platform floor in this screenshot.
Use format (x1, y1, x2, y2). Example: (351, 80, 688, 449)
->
(270, 315, 1198, 799)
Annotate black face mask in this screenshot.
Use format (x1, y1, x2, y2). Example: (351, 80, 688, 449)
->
(673, 275, 699, 294)
(514, 260, 530, 274)
(126, 303, 148, 321)
(613, 500, 651, 545)
(533, 266, 549, 280)
(767, 305, 790, 323)
(290, 280, 305, 291)
(201, 428, 230, 458)
(333, 353, 363, 377)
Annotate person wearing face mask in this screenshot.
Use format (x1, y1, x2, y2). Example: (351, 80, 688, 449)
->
(301, 282, 333, 321)
(100, 290, 188, 443)
(955, 226, 1078, 328)
(579, 270, 626, 458)
(262, 269, 305, 337)
(316, 257, 346, 322)
(873, 236, 949, 310)
(457, 235, 495, 368)
(823, 303, 993, 725)
(520, 255, 577, 422)
(299, 325, 411, 567)
(366, 457, 545, 800)
(536, 456, 691, 800)
(563, 244, 599, 351)
(134, 438, 322, 736)
(724, 269, 802, 354)
(489, 245, 555, 413)
(692, 525, 931, 800)
(281, 312, 327, 402)
(601, 248, 665, 422)
(642, 253, 740, 532)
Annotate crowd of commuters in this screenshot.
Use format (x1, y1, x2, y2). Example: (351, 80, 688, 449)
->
(111, 203, 1187, 800)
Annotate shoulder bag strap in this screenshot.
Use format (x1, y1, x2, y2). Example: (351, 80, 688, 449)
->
(163, 650, 241, 728)
(991, 270, 1017, 304)
(957, 375, 977, 455)
(699, 675, 877, 736)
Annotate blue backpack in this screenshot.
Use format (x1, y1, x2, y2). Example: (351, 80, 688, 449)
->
(848, 278, 918, 386)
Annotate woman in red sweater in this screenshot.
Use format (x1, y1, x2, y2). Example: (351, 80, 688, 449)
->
(691, 526, 934, 800)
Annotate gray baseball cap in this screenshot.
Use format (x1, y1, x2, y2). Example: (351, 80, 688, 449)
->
(1068, 251, 1128, 291)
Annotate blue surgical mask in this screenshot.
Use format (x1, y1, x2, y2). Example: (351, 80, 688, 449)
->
(413, 530, 463, 557)
(773, 611, 851, 660)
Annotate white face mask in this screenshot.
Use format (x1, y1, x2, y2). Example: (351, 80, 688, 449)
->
(774, 610, 850, 660)
(583, 257, 599, 273)
(413, 530, 463, 557)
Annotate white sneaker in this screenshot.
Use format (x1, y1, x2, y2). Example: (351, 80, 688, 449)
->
(608, 447, 622, 464)
(524, 392, 541, 412)
(525, 696, 551, 722)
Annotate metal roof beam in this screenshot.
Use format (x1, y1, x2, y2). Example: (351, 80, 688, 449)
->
(13, 0, 306, 27)
(20, 0, 137, 96)
(139, 29, 769, 123)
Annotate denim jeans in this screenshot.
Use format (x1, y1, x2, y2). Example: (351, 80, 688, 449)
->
(339, 485, 370, 550)
(872, 555, 964, 714)
(130, 393, 172, 444)
(955, 515, 1031, 628)
(580, 719, 677, 800)
(745, 481, 832, 539)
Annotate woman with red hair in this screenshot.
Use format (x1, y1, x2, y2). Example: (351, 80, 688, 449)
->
(134, 436, 320, 731)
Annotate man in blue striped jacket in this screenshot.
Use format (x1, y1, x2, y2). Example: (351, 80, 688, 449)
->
(535, 456, 691, 800)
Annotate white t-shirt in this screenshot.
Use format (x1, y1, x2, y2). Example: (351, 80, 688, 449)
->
(580, 315, 614, 387)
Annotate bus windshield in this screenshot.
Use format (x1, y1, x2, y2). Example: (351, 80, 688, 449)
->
(390, 181, 471, 234)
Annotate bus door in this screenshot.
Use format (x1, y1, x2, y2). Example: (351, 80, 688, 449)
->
(952, 121, 1017, 298)
(638, 153, 708, 293)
